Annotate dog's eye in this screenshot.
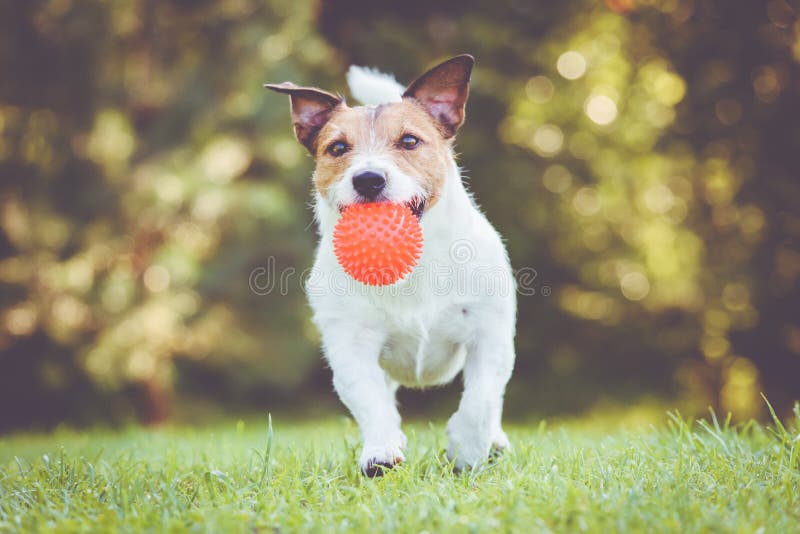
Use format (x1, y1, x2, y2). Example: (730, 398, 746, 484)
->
(327, 141, 348, 157)
(399, 134, 420, 150)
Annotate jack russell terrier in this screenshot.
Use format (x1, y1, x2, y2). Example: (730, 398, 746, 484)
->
(265, 55, 516, 476)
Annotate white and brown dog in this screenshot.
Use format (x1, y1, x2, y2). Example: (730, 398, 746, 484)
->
(266, 55, 516, 476)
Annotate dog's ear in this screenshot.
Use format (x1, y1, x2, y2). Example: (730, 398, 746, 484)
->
(264, 82, 344, 152)
(403, 55, 474, 138)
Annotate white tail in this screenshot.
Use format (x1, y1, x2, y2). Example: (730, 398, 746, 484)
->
(346, 65, 404, 106)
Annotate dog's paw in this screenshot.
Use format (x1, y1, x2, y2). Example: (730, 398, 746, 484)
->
(362, 458, 401, 477)
(491, 428, 511, 452)
(489, 444, 507, 463)
(359, 438, 405, 478)
(446, 413, 491, 471)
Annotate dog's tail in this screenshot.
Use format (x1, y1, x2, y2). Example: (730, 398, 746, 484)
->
(346, 65, 404, 106)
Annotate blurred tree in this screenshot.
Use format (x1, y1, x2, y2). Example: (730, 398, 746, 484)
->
(0, 0, 343, 428)
(0, 0, 798, 430)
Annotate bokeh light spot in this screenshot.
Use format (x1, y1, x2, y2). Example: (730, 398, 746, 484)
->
(722, 283, 750, 311)
(143, 265, 171, 293)
(767, 0, 795, 28)
(573, 187, 601, 216)
(192, 190, 227, 221)
(542, 165, 572, 194)
(752, 66, 781, 102)
(557, 51, 587, 80)
(643, 184, 675, 214)
(644, 102, 675, 128)
(201, 136, 252, 184)
(620, 272, 650, 301)
(127, 349, 157, 380)
(270, 139, 303, 169)
(584, 94, 618, 125)
(51, 296, 90, 332)
(532, 124, 564, 156)
(86, 109, 136, 177)
(649, 68, 686, 106)
(701, 335, 730, 360)
(5, 304, 37, 336)
(715, 98, 742, 126)
(260, 34, 292, 62)
(156, 174, 184, 204)
(721, 357, 760, 419)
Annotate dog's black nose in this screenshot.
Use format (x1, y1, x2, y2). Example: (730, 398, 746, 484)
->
(352, 171, 386, 199)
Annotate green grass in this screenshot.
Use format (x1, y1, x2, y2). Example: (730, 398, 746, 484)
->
(1, 409, 798, 533)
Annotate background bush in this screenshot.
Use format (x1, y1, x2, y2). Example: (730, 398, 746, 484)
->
(1, 0, 798, 430)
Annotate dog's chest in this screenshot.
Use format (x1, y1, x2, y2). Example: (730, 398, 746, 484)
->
(372, 294, 474, 387)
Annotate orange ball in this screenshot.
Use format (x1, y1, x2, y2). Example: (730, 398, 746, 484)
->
(333, 202, 424, 286)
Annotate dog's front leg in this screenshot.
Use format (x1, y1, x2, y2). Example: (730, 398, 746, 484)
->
(321, 325, 405, 477)
(447, 327, 514, 470)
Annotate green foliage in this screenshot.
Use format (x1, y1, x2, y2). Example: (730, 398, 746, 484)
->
(1, 0, 799, 427)
(1, 0, 341, 426)
(1, 413, 799, 532)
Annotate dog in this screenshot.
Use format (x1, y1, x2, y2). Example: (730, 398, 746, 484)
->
(265, 55, 516, 476)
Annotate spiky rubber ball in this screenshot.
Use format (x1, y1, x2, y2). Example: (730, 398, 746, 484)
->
(333, 202, 423, 286)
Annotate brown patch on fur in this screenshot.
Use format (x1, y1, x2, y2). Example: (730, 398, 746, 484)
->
(312, 100, 452, 209)
(263, 82, 343, 152)
(312, 104, 366, 194)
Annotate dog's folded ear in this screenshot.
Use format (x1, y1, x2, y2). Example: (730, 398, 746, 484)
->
(403, 55, 474, 138)
(264, 82, 344, 152)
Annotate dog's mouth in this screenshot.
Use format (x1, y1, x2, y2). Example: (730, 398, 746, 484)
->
(405, 197, 426, 218)
(338, 196, 427, 219)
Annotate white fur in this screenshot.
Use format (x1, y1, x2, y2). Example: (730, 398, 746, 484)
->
(306, 68, 517, 473)
(346, 66, 404, 105)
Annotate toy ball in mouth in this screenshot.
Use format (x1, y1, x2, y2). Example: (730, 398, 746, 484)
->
(333, 202, 423, 286)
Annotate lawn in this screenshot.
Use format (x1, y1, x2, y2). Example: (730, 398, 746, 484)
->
(1, 408, 798, 533)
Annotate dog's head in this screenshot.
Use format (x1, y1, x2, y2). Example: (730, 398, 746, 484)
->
(265, 55, 473, 219)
